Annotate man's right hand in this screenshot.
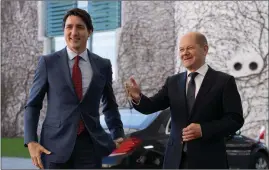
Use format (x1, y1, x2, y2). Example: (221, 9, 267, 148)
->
(124, 77, 141, 102)
(27, 142, 51, 169)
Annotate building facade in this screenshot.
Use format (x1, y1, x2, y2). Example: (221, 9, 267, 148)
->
(1, 1, 268, 145)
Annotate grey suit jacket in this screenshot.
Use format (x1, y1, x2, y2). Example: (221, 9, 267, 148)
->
(24, 48, 124, 163)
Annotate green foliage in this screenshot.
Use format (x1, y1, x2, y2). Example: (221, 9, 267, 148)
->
(1, 138, 30, 158)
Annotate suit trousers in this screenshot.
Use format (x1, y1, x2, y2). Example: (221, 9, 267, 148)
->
(179, 151, 188, 169)
(43, 130, 102, 169)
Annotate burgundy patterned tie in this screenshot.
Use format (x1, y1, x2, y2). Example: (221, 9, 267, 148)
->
(72, 55, 85, 135)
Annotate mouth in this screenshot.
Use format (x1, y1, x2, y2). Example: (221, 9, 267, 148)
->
(70, 38, 80, 42)
(183, 57, 193, 61)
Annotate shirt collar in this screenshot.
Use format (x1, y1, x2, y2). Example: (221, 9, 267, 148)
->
(66, 47, 88, 61)
(187, 63, 208, 77)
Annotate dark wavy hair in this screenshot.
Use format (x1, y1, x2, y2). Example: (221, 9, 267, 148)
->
(62, 8, 94, 32)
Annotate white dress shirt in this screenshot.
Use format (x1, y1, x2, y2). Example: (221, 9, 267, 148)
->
(186, 64, 209, 98)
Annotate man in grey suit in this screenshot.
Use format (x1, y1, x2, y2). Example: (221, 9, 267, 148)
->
(24, 8, 124, 169)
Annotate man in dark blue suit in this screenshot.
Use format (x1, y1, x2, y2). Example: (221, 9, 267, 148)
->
(125, 32, 244, 169)
(24, 8, 124, 169)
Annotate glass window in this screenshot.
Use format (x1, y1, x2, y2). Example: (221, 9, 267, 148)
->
(77, 1, 88, 10)
(92, 30, 117, 80)
(99, 109, 160, 130)
(53, 36, 66, 52)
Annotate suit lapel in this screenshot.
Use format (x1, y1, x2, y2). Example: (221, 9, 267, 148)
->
(177, 72, 189, 118)
(80, 50, 99, 102)
(189, 67, 215, 119)
(57, 48, 77, 97)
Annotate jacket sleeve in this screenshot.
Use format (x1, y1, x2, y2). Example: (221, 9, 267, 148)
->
(200, 76, 244, 141)
(24, 56, 48, 146)
(132, 77, 170, 114)
(101, 60, 124, 140)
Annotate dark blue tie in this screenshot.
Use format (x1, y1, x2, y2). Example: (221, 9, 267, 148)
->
(186, 72, 199, 114)
(183, 72, 198, 153)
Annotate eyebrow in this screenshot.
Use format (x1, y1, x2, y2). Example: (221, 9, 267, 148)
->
(65, 24, 85, 27)
(187, 45, 194, 48)
(179, 45, 193, 49)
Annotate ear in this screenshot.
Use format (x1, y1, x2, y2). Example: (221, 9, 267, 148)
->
(203, 45, 209, 55)
(88, 30, 92, 37)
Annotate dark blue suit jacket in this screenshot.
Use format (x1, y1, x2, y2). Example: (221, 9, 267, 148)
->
(133, 67, 244, 169)
(24, 48, 124, 163)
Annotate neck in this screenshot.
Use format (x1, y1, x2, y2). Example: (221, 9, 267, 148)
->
(69, 47, 86, 55)
(187, 62, 205, 72)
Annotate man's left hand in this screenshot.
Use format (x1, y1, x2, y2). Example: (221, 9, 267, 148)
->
(182, 123, 202, 142)
(114, 137, 124, 148)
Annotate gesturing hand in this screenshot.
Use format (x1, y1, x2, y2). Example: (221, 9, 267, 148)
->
(124, 77, 141, 102)
(28, 142, 51, 169)
(182, 123, 202, 142)
(113, 137, 124, 148)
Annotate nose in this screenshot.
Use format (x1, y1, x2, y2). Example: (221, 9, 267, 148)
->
(180, 49, 189, 57)
(71, 27, 78, 36)
(183, 49, 190, 55)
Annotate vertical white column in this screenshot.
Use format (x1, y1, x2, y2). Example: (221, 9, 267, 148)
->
(263, 92, 269, 146)
(37, 1, 52, 55)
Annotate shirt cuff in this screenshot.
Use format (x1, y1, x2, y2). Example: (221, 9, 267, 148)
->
(131, 94, 142, 105)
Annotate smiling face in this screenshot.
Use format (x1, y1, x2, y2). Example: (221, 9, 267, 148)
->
(64, 15, 92, 54)
(179, 32, 208, 72)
